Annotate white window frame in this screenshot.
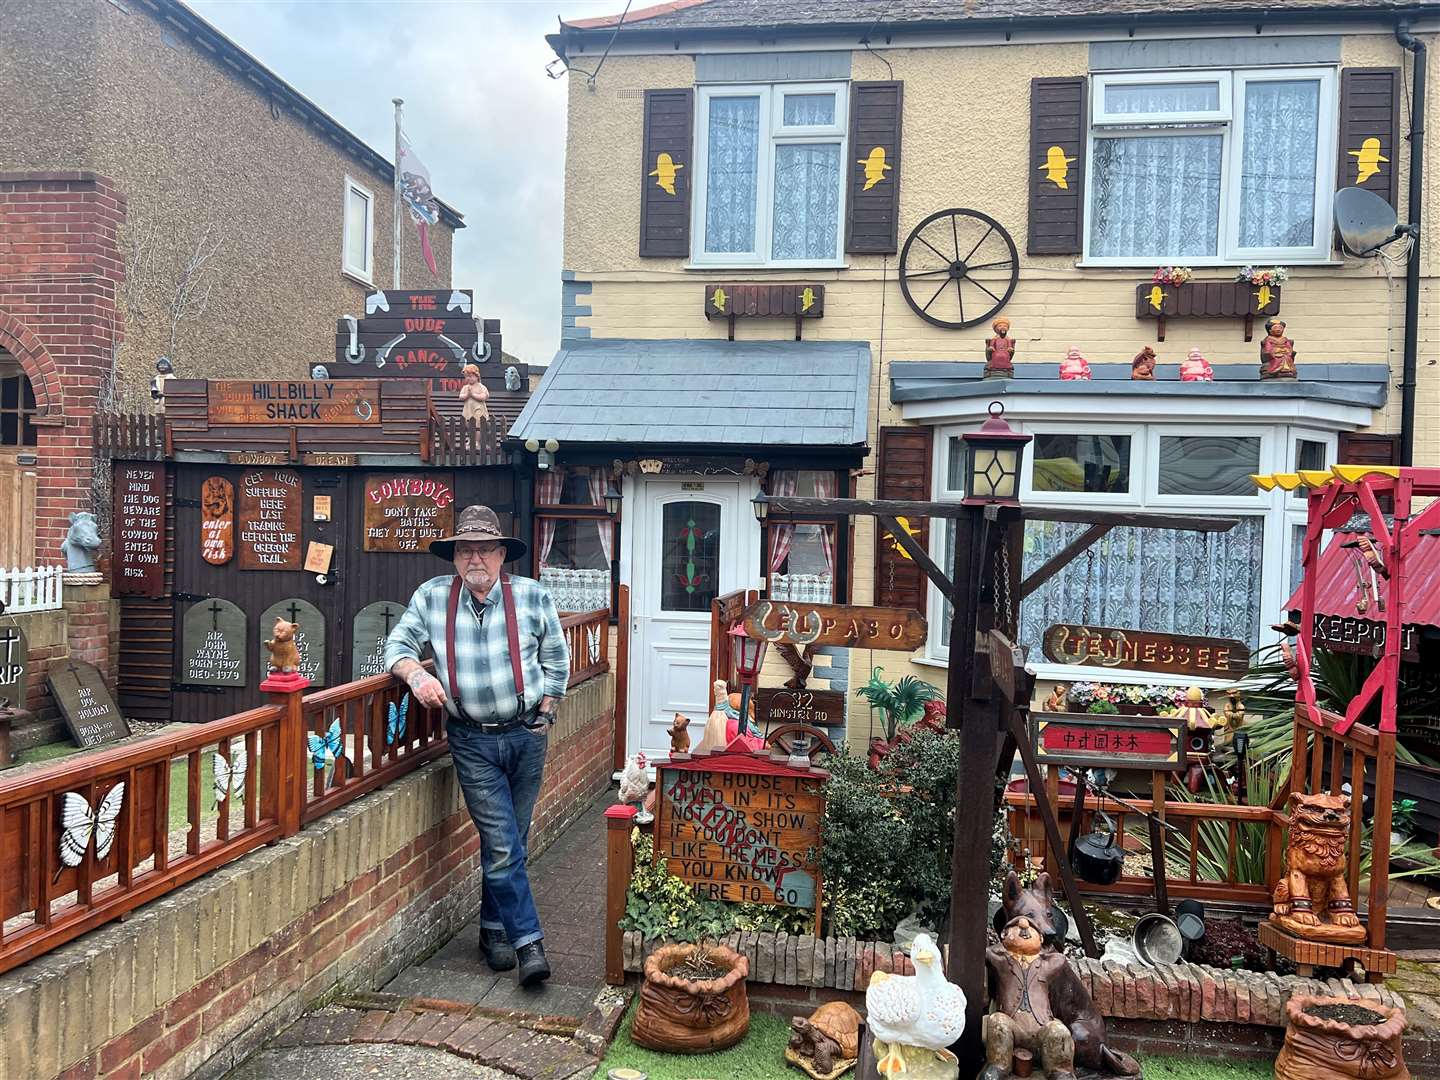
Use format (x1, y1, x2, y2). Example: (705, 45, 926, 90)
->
(691, 82, 848, 269)
(342, 175, 374, 283)
(1082, 65, 1338, 266)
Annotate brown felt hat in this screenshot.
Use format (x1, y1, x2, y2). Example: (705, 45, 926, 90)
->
(429, 504, 528, 563)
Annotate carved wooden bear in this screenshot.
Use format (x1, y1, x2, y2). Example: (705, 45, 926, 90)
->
(265, 618, 302, 675)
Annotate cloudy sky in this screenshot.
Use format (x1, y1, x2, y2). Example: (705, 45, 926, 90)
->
(190, 0, 620, 365)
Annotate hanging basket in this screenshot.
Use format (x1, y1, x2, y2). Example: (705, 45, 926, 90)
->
(631, 942, 751, 1053)
(1276, 995, 1410, 1080)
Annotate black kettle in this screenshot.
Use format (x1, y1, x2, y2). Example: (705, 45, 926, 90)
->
(1070, 811, 1124, 886)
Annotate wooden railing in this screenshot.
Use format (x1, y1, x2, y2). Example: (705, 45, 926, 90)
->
(560, 608, 611, 688)
(93, 412, 166, 460)
(429, 413, 506, 466)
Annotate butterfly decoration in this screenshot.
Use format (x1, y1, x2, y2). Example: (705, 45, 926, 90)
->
(306, 718, 344, 771)
(585, 625, 601, 666)
(56, 782, 126, 879)
(213, 750, 248, 808)
(386, 693, 410, 746)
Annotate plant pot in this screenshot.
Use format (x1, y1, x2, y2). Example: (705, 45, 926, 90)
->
(1276, 995, 1409, 1080)
(1116, 703, 1158, 716)
(631, 942, 750, 1053)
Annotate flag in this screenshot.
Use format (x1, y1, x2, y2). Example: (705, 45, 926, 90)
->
(398, 133, 441, 276)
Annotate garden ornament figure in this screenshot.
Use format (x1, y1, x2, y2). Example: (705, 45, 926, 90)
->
(264, 617, 302, 675)
(985, 318, 1016, 379)
(981, 915, 1079, 1080)
(1179, 347, 1214, 382)
(865, 932, 966, 1077)
(1270, 791, 1366, 944)
(1130, 345, 1157, 380)
(504, 365, 522, 392)
(1058, 346, 1091, 381)
(61, 512, 102, 572)
(787, 1001, 863, 1078)
(458, 363, 489, 423)
(1260, 318, 1298, 379)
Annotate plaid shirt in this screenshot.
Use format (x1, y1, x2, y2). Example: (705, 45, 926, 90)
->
(384, 574, 569, 724)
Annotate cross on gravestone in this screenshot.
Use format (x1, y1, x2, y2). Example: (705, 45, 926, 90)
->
(208, 600, 225, 632)
(381, 605, 398, 636)
(0, 627, 19, 662)
(285, 601, 304, 625)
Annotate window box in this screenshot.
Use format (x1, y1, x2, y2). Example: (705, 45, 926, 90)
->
(1135, 280, 1282, 341)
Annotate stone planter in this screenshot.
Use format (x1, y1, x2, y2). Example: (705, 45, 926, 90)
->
(631, 941, 750, 1053)
(1276, 995, 1409, 1080)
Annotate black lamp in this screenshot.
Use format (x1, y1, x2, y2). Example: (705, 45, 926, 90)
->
(752, 492, 770, 522)
(962, 401, 1032, 506)
(603, 484, 622, 516)
(728, 622, 768, 745)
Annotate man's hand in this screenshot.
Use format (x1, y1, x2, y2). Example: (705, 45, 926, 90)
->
(393, 659, 448, 710)
(540, 696, 557, 713)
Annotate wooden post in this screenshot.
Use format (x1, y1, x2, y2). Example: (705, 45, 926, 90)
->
(614, 585, 631, 771)
(1367, 730, 1396, 972)
(264, 673, 310, 837)
(1150, 772, 1169, 915)
(606, 803, 639, 986)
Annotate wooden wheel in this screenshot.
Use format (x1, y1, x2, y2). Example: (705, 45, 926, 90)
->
(898, 208, 1019, 329)
(765, 724, 835, 764)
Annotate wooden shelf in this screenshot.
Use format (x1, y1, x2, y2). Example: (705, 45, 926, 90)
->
(1135, 281, 1282, 342)
(1258, 918, 1397, 983)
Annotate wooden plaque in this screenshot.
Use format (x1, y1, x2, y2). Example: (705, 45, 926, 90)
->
(1311, 613, 1419, 663)
(352, 600, 406, 681)
(208, 380, 380, 426)
(988, 628, 1026, 708)
(742, 600, 926, 651)
(756, 688, 844, 730)
(1033, 712, 1186, 771)
(181, 598, 247, 686)
(227, 451, 288, 465)
(49, 659, 130, 748)
(1041, 624, 1250, 678)
(259, 598, 326, 686)
(237, 469, 302, 570)
(363, 474, 456, 552)
(0, 624, 27, 707)
(200, 476, 234, 566)
(111, 462, 166, 597)
(303, 453, 356, 468)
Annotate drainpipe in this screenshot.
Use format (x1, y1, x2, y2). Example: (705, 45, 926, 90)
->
(1396, 23, 1426, 467)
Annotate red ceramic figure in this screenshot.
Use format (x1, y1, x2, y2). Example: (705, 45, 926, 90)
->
(1180, 347, 1214, 382)
(1260, 318, 1298, 379)
(1058, 346, 1091, 381)
(985, 318, 1016, 379)
(1131, 346, 1157, 380)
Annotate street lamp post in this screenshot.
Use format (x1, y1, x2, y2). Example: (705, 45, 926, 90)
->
(727, 622, 768, 746)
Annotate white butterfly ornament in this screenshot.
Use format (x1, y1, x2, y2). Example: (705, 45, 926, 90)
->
(213, 750, 249, 808)
(57, 782, 126, 871)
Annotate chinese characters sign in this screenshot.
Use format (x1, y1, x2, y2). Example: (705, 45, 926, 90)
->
(1033, 713, 1186, 771)
(1041, 624, 1249, 678)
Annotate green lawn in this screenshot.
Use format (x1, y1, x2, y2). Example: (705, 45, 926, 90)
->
(17, 740, 227, 831)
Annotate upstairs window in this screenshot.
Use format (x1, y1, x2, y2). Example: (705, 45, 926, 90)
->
(693, 83, 847, 267)
(342, 176, 374, 282)
(0, 352, 37, 447)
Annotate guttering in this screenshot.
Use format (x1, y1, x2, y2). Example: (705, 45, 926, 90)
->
(1396, 21, 1427, 467)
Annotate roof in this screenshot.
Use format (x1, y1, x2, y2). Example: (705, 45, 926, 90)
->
(138, 0, 463, 228)
(509, 338, 871, 447)
(1284, 514, 1440, 631)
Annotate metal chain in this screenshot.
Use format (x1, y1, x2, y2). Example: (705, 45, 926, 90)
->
(997, 536, 1016, 637)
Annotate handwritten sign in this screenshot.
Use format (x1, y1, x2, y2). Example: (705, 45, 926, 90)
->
(1033, 712, 1186, 771)
(49, 659, 130, 748)
(1311, 613, 1419, 663)
(201, 475, 234, 566)
(363, 474, 455, 552)
(654, 755, 824, 912)
(208, 380, 379, 426)
(260, 598, 326, 686)
(238, 469, 302, 570)
(112, 463, 166, 597)
(181, 599, 247, 686)
(756, 688, 844, 730)
(351, 600, 406, 680)
(742, 601, 926, 651)
(304, 542, 334, 574)
(1041, 624, 1249, 678)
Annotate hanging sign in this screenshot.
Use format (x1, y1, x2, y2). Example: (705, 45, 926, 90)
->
(259, 598, 326, 686)
(1041, 624, 1250, 678)
(363, 474, 455, 552)
(227, 451, 289, 465)
(304, 543, 334, 574)
(238, 469, 302, 570)
(208, 380, 379, 425)
(352, 600, 406, 680)
(200, 476, 234, 566)
(1033, 712, 1186, 771)
(741, 600, 926, 651)
(48, 659, 131, 748)
(181, 598, 247, 686)
(111, 463, 166, 597)
(756, 688, 845, 729)
(1311, 613, 1419, 663)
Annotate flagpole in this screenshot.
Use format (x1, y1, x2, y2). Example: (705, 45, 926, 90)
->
(392, 97, 404, 289)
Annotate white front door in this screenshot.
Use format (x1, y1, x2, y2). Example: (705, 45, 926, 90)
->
(622, 477, 758, 763)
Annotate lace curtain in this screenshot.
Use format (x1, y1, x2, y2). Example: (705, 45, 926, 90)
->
(1090, 133, 1222, 258)
(704, 96, 759, 254)
(1103, 81, 1220, 114)
(767, 471, 799, 573)
(1238, 79, 1320, 249)
(771, 144, 840, 260)
(536, 471, 564, 569)
(585, 467, 613, 562)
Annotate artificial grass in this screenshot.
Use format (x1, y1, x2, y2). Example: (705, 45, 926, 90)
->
(17, 740, 225, 831)
(1140, 1057, 1273, 1079)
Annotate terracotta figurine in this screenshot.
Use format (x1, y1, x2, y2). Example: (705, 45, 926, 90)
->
(1043, 684, 1068, 713)
(1270, 791, 1366, 944)
(1221, 687, 1246, 735)
(1130, 345, 1157, 380)
(1058, 346, 1091, 381)
(985, 318, 1016, 379)
(458, 363, 489, 422)
(981, 915, 1077, 1080)
(1179, 347, 1214, 382)
(264, 617, 302, 675)
(1260, 318, 1298, 379)
(787, 1001, 863, 1078)
(669, 712, 691, 756)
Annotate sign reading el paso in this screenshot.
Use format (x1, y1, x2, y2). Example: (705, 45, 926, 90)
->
(208, 381, 380, 425)
(742, 600, 926, 651)
(1042, 623, 1249, 678)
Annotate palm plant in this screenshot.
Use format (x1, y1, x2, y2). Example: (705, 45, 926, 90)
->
(854, 668, 942, 743)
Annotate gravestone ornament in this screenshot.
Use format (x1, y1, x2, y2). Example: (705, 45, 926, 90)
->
(352, 600, 405, 681)
(49, 659, 131, 748)
(0, 624, 27, 708)
(181, 599, 247, 686)
(259, 599, 326, 686)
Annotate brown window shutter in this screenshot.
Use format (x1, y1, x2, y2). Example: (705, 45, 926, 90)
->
(1028, 76, 1087, 256)
(846, 81, 903, 255)
(1338, 431, 1400, 466)
(874, 425, 932, 614)
(1338, 68, 1401, 210)
(639, 88, 694, 258)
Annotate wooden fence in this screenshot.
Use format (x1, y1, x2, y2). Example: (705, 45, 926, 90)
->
(560, 608, 610, 688)
(429, 413, 506, 466)
(0, 565, 65, 613)
(93, 412, 167, 460)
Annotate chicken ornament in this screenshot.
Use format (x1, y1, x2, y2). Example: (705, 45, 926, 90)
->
(618, 752, 652, 822)
(865, 933, 965, 1077)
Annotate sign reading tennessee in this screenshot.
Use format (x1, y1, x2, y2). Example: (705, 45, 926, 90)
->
(208, 381, 380, 425)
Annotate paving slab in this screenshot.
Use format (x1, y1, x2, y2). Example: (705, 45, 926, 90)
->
(228, 1041, 521, 1079)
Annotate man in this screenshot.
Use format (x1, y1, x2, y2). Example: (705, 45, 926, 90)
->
(385, 504, 569, 987)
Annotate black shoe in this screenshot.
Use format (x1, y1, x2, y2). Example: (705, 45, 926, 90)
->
(516, 941, 551, 987)
(479, 927, 516, 971)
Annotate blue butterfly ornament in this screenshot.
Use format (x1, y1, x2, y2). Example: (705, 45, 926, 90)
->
(307, 718, 344, 770)
(386, 693, 410, 746)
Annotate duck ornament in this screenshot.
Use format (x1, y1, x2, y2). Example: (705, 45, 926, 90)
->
(864, 933, 965, 1078)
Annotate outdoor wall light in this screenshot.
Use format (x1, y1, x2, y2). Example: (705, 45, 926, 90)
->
(962, 401, 1031, 506)
(751, 492, 770, 522)
(524, 437, 560, 470)
(603, 484, 622, 516)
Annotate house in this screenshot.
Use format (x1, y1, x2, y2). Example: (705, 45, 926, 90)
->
(540, 0, 1438, 758)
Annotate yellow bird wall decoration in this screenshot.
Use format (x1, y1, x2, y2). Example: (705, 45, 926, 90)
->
(1254, 284, 1275, 311)
(1147, 285, 1167, 312)
(858, 146, 891, 191)
(1348, 137, 1389, 185)
(799, 287, 817, 312)
(711, 287, 728, 313)
(1039, 145, 1077, 189)
(649, 152, 684, 195)
(885, 516, 922, 560)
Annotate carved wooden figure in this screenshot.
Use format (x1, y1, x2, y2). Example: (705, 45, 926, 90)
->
(1130, 346, 1157, 380)
(986, 318, 1017, 379)
(1043, 684, 1068, 713)
(1260, 318, 1298, 379)
(264, 617, 302, 675)
(1270, 791, 1366, 944)
(981, 915, 1076, 1080)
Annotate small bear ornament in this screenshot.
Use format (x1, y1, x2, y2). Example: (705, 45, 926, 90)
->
(265, 618, 302, 675)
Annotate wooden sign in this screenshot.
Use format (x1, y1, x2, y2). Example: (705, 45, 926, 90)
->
(1312, 612, 1419, 663)
(352, 600, 406, 680)
(742, 600, 926, 651)
(227, 451, 288, 465)
(0, 624, 27, 707)
(654, 753, 824, 912)
(756, 688, 844, 730)
(363, 474, 455, 552)
(988, 628, 1026, 708)
(312, 495, 332, 522)
(704, 283, 825, 320)
(181, 598, 247, 686)
(48, 659, 130, 748)
(237, 469, 302, 570)
(303, 453, 356, 468)
(201, 476, 234, 566)
(259, 598, 326, 686)
(1033, 712, 1186, 771)
(111, 463, 166, 597)
(1041, 624, 1249, 678)
(304, 542, 334, 574)
(208, 381, 380, 426)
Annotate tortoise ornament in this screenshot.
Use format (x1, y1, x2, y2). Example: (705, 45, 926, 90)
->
(786, 1001, 863, 1079)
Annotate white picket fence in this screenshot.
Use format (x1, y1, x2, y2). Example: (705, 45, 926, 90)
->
(0, 565, 65, 613)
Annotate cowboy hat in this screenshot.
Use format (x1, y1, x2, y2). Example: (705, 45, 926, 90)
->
(429, 504, 528, 563)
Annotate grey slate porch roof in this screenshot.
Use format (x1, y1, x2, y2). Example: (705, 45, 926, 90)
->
(510, 338, 871, 447)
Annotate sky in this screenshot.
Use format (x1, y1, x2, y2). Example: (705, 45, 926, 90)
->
(190, 0, 622, 365)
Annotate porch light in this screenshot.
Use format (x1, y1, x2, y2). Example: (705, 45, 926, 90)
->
(603, 484, 622, 516)
(962, 401, 1031, 506)
(752, 492, 770, 522)
(728, 622, 768, 749)
(524, 437, 560, 470)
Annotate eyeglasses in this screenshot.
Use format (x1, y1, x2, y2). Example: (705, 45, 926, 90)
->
(455, 544, 503, 561)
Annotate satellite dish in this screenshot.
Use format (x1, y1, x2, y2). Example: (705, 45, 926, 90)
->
(1333, 186, 1410, 256)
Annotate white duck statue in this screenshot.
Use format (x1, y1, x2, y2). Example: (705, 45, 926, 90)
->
(865, 933, 966, 1077)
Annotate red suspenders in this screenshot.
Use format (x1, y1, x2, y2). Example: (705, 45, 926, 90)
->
(445, 573, 526, 720)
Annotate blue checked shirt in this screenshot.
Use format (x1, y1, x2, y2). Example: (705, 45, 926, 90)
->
(384, 574, 569, 724)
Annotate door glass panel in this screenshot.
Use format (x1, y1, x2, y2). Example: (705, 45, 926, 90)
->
(661, 502, 721, 612)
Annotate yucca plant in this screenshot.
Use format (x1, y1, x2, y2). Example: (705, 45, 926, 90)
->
(854, 667, 942, 743)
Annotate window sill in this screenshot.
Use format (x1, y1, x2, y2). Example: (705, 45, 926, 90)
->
(684, 261, 848, 272)
(1073, 259, 1345, 270)
(342, 268, 375, 288)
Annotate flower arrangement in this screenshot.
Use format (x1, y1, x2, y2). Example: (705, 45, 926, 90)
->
(1235, 265, 1289, 286)
(1066, 682, 1184, 711)
(1152, 266, 1194, 286)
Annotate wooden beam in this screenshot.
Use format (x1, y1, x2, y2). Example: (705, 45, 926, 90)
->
(767, 496, 1239, 534)
(877, 513, 956, 604)
(1024, 507, 1238, 532)
(1019, 523, 1113, 600)
(770, 495, 979, 519)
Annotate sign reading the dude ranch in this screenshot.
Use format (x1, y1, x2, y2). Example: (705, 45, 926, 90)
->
(208, 381, 380, 426)
(654, 754, 823, 914)
(741, 601, 926, 651)
(1041, 623, 1249, 678)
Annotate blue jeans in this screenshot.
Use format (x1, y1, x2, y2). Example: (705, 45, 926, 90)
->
(447, 722, 547, 948)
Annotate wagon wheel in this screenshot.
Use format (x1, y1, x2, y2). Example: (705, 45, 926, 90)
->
(898, 208, 1020, 329)
(765, 724, 836, 764)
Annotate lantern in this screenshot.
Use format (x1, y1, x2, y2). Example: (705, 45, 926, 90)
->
(961, 401, 1031, 505)
(603, 484, 623, 517)
(751, 492, 770, 522)
(728, 622, 768, 747)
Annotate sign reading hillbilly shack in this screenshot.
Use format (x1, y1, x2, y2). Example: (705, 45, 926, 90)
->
(237, 469, 302, 570)
(363, 474, 455, 552)
(111, 463, 166, 597)
(741, 601, 926, 651)
(1041, 623, 1249, 678)
(208, 380, 380, 426)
